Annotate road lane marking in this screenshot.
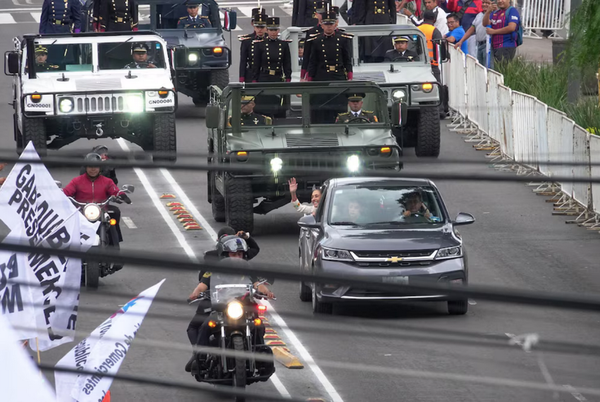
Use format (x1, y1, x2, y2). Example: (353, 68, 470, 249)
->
(159, 168, 344, 401)
(0, 13, 16, 23)
(116, 139, 197, 261)
(30, 11, 40, 22)
(122, 216, 137, 229)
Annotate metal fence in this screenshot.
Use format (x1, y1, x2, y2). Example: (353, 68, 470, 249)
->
(445, 45, 598, 224)
(521, 0, 570, 38)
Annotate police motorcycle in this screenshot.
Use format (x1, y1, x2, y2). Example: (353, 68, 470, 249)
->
(192, 271, 276, 401)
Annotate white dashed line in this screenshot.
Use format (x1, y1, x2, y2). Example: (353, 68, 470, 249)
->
(121, 216, 137, 229)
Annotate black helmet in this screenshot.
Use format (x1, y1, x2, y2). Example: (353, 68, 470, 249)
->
(217, 235, 249, 256)
(217, 226, 236, 240)
(92, 145, 109, 155)
(84, 153, 102, 167)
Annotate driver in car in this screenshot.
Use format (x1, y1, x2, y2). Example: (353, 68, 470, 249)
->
(34, 46, 59, 72)
(335, 93, 379, 123)
(384, 36, 420, 62)
(124, 43, 157, 69)
(400, 192, 435, 222)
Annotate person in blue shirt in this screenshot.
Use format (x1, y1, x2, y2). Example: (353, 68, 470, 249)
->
(445, 13, 468, 54)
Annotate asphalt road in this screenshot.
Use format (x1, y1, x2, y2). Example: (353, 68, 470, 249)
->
(1, 5, 600, 402)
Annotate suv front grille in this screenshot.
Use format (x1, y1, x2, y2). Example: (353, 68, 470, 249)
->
(353, 250, 437, 258)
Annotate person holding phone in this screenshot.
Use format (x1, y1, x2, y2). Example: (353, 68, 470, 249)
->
(401, 192, 435, 222)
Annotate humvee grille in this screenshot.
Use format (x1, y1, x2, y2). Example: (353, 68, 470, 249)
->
(285, 135, 339, 148)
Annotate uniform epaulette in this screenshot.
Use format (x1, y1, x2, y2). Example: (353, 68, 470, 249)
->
(265, 116, 273, 125)
(363, 110, 373, 113)
(341, 33, 354, 39)
(306, 36, 319, 43)
(302, 27, 312, 32)
(309, 32, 320, 37)
(253, 39, 264, 43)
(283, 39, 292, 42)
(239, 35, 253, 41)
(238, 33, 251, 38)
(49, 65, 59, 69)
(338, 112, 350, 115)
(202, 272, 212, 278)
(179, 16, 188, 19)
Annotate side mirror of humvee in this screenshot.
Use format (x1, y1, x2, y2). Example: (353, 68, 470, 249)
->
(5, 51, 19, 75)
(221, 9, 237, 31)
(205, 104, 220, 129)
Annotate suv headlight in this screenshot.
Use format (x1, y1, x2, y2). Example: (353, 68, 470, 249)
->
(435, 246, 462, 260)
(124, 94, 144, 113)
(321, 247, 354, 262)
(59, 97, 74, 113)
(392, 89, 406, 101)
(83, 204, 102, 222)
(226, 301, 244, 319)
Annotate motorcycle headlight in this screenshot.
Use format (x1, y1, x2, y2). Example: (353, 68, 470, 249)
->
(270, 157, 283, 172)
(321, 247, 354, 262)
(124, 94, 144, 113)
(226, 301, 244, 320)
(59, 98, 74, 113)
(83, 204, 102, 222)
(435, 246, 462, 260)
(392, 89, 406, 101)
(346, 155, 360, 172)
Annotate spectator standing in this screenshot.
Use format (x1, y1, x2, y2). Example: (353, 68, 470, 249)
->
(445, 13, 468, 54)
(455, 0, 492, 66)
(483, 0, 520, 65)
(403, 0, 448, 36)
(417, 10, 444, 82)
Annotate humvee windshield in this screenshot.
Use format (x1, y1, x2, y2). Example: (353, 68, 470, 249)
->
(227, 87, 387, 127)
(358, 34, 425, 64)
(98, 41, 167, 70)
(32, 44, 93, 73)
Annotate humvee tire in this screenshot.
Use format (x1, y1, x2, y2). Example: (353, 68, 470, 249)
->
(153, 113, 177, 162)
(22, 116, 47, 155)
(210, 173, 226, 222)
(225, 177, 253, 232)
(415, 107, 440, 157)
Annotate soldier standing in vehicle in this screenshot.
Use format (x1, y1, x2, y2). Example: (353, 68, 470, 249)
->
(177, 2, 219, 29)
(239, 9, 268, 83)
(293, 0, 326, 27)
(352, 0, 396, 24)
(335, 93, 379, 123)
(40, 0, 83, 34)
(300, 2, 340, 81)
(252, 17, 292, 83)
(95, 0, 138, 32)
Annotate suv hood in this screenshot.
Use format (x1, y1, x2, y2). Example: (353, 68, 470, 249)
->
(232, 126, 396, 151)
(22, 73, 174, 94)
(322, 225, 459, 251)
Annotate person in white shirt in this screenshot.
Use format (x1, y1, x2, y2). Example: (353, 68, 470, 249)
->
(401, 0, 448, 36)
(455, 0, 492, 67)
(289, 177, 322, 215)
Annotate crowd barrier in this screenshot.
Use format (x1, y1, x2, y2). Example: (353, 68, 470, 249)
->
(445, 45, 599, 224)
(521, 0, 570, 38)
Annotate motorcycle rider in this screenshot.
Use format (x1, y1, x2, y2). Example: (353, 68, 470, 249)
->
(185, 228, 260, 372)
(63, 153, 131, 271)
(79, 145, 118, 185)
(186, 236, 274, 374)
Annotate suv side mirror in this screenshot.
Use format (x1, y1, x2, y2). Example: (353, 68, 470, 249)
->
(5, 51, 19, 75)
(391, 102, 407, 127)
(205, 104, 220, 129)
(221, 9, 237, 31)
(453, 212, 475, 226)
(298, 214, 320, 229)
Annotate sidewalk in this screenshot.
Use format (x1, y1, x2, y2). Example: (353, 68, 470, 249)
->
(517, 37, 554, 63)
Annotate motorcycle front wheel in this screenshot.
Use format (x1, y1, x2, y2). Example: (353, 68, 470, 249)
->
(86, 260, 100, 289)
(232, 335, 247, 402)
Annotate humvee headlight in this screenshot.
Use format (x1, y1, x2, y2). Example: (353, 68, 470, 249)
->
(270, 157, 283, 172)
(59, 98, 74, 113)
(213, 47, 223, 55)
(124, 94, 144, 113)
(346, 155, 360, 172)
(188, 53, 199, 65)
(392, 89, 406, 101)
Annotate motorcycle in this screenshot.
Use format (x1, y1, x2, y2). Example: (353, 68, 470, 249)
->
(191, 273, 276, 402)
(63, 184, 134, 288)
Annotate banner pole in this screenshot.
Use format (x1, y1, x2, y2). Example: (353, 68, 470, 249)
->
(35, 337, 41, 364)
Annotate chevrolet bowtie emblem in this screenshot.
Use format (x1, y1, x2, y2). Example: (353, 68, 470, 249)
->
(387, 256, 403, 263)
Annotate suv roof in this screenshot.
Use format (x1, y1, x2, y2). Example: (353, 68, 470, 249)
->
(330, 177, 434, 187)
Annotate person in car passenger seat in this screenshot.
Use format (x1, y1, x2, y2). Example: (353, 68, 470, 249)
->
(289, 177, 321, 215)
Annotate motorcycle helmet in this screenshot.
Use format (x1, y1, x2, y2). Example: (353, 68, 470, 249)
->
(92, 145, 109, 156)
(217, 235, 249, 257)
(83, 153, 102, 168)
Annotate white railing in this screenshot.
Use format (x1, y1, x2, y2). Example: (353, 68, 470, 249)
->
(521, 0, 570, 38)
(446, 45, 599, 224)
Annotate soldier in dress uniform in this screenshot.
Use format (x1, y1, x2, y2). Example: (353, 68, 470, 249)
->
(252, 17, 292, 83)
(95, 0, 138, 32)
(306, 7, 354, 123)
(335, 93, 379, 123)
(34, 46, 60, 72)
(124, 43, 157, 68)
(238, 10, 268, 83)
(228, 96, 273, 127)
(177, 2, 219, 29)
(384, 36, 420, 61)
(299, 2, 340, 81)
(40, 0, 83, 34)
(351, 0, 396, 24)
(298, 39, 305, 65)
(292, 0, 328, 27)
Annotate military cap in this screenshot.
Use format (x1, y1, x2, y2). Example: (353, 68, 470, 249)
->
(132, 43, 149, 53)
(299, 39, 305, 48)
(266, 17, 280, 29)
(241, 95, 255, 104)
(253, 12, 268, 27)
(393, 36, 410, 43)
(347, 93, 365, 101)
(35, 45, 48, 54)
(321, 11, 337, 24)
(186, 2, 200, 7)
(251, 7, 267, 18)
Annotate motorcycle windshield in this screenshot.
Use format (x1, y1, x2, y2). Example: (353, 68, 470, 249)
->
(211, 273, 252, 308)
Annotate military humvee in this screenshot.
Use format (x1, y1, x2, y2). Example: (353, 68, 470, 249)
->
(205, 81, 407, 232)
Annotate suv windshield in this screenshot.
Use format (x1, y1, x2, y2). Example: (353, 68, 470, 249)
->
(32, 44, 93, 73)
(328, 185, 444, 226)
(229, 88, 386, 127)
(98, 41, 166, 70)
(358, 34, 425, 64)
